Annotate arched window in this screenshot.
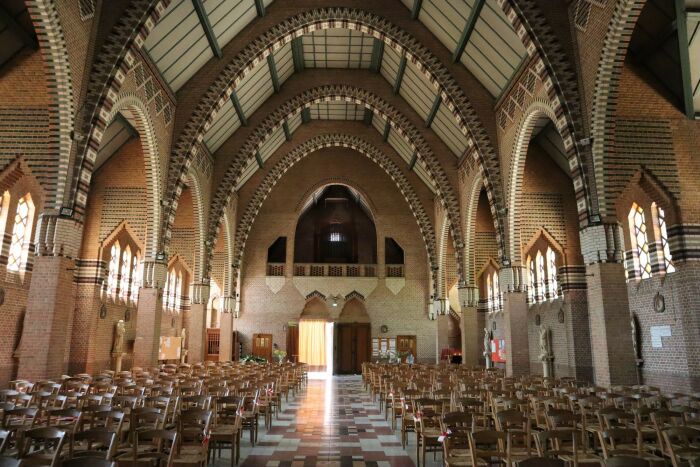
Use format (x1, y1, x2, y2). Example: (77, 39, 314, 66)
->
(527, 256, 535, 303)
(653, 203, 675, 274)
(174, 271, 183, 312)
(491, 271, 500, 311)
(546, 247, 558, 300)
(119, 246, 132, 302)
(165, 271, 177, 312)
(7, 194, 35, 272)
(131, 254, 142, 304)
(629, 203, 652, 279)
(486, 273, 493, 311)
(106, 242, 121, 298)
(536, 251, 546, 301)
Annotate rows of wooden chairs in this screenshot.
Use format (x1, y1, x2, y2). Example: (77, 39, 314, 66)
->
(363, 363, 700, 467)
(0, 361, 307, 466)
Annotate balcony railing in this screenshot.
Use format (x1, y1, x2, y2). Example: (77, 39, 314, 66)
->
(266, 263, 285, 276)
(386, 264, 405, 278)
(293, 263, 377, 277)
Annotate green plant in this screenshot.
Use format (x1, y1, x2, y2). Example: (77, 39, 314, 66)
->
(240, 354, 267, 364)
(272, 349, 287, 362)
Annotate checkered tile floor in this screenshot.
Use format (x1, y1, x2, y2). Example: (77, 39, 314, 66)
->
(210, 375, 443, 466)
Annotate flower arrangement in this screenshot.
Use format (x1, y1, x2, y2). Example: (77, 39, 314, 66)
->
(240, 354, 267, 364)
(272, 348, 287, 363)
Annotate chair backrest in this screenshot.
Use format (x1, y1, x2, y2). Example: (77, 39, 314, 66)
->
(20, 426, 66, 465)
(469, 430, 509, 467)
(135, 429, 178, 465)
(0, 456, 21, 467)
(72, 429, 117, 460)
(604, 456, 650, 467)
(517, 457, 566, 467)
(62, 458, 116, 467)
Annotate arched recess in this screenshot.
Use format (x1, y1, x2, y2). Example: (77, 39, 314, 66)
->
(101, 94, 162, 258)
(338, 298, 370, 324)
(179, 171, 206, 283)
(589, 0, 647, 219)
(437, 215, 457, 298)
(221, 134, 439, 296)
(300, 297, 331, 321)
(463, 171, 488, 285)
(25, 0, 74, 211)
(508, 100, 566, 262)
(203, 86, 468, 280)
(498, 0, 594, 223)
(162, 8, 505, 255)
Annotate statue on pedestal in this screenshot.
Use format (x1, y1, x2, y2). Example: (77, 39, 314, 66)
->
(112, 320, 126, 372)
(180, 328, 188, 364)
(483, 328, 493, 369)
(538, 324, 553, 377)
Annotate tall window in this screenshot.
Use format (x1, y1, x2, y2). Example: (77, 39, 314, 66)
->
(653, 203, 675, 274)
(486, 273, 493, 311)
(7, 194, 34, 272)
(107, 242, 121, 297)
(527, 256, 535, 303)
(536, 251, 545, 301)
(491, 271, 500, 311)
(546, 247, 558, 299)
(629, 203, 652, 279)
(119, 246, 132, 302)
(131, 254, 142, 304)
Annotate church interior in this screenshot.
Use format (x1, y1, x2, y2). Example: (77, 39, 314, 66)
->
(0, 0, 699, 465)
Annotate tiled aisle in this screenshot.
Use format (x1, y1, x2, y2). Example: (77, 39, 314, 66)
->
(223, 375, 442, 467)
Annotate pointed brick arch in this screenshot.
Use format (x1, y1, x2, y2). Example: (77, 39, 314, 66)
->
(162, 8, 505, 260)
(219, 134, 439, 296)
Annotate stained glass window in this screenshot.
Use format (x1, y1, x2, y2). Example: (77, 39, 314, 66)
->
(492, 271, 500, 311)
(547, 247, 558, 300)
(7, 195, 33, 272)
(107, 243, 120, 297)
(536, 251, 545, 302)
(119, 246, 131, 301)
(486, 273, 493, 312)
(131, 254, 142, 304)
(654, 203, 675, 274)
(527, 256, 535, 303)
(629, 204, 652, 279)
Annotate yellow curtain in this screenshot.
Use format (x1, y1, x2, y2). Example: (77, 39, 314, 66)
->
(298, 319, 326, 367)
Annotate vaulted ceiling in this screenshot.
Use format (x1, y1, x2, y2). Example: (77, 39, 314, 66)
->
(141, 0, 528, 194)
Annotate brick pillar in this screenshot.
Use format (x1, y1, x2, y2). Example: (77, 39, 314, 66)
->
(186, 283, 210, 363)
(218, 296, 235, 362)
(133, 260, 166, 368)
(17, 215, 82, 381)
(500, 266, 529, 377)
(458, 285, 480, 366)
(581, 223, 637, 386)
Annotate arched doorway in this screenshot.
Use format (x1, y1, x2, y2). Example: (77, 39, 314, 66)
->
(335, 298, 371, 375)
(298, 298, 332, 373)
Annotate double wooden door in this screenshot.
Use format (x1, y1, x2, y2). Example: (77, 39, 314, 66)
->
(397, 335, 417, 362)
(252, 333, 273, 361)
(335, 323, 370, 374)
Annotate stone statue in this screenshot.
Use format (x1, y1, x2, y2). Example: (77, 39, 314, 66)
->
(538, 325, 550, 361)
(112, 320, 126, 372)
(113, 320, 126, 355)
(180, 328, 188, 364)
(538, 324, 552, 377)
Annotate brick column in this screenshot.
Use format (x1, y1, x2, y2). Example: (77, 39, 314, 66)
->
(458, 285, 480, 366)
(17, 215, 82, 381)
(133, 260, 167, 368)
(500, 266, 529, 377)
(218, 296, 235, 362)
(186, 283, 210, 363)
(581, 223, 637, 386)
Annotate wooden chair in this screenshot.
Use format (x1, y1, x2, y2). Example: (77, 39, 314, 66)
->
(18, 426, 66, 467)
(603, 456, 650, 467)
(62, 458, 116, 467)
(115, 429, 177, 467)
(209, 396, 242, 466)
(468, 429, 509, 467)
(517, 457, 566, 467)
(443, 430, 471, 467)
(71, 429, 117, 460)
(0, 456, 21, 467)
(661, 426, 700, 467)
(175, 409, 212, 467)
(415, 407, 442, 467)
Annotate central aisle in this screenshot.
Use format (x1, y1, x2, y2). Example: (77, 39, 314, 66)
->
(238, 375, 421, 466)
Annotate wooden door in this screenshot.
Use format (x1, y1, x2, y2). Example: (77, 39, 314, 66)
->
(396, 335, 417, 362)
(335, 323, 371, 374)
(286, 323, 299, 363)
(252, 333, 273, 361)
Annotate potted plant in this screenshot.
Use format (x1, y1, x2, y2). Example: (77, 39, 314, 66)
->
(272, 348, 287, 364)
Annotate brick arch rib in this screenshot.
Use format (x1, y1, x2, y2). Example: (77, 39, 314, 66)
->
(26, 0, 74, 211)
(163, 8, 506, 267)
(499, 0, 594, 225)
(590, 0, 646, 219)
(219, 134, 439, 299)
(201, 86, 458, 284)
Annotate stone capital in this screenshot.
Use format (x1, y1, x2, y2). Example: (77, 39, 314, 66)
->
(35, 214, 84, 258)
(190, 282, 211, 305)
(458, 285, 479, 308)
(580, 222, 624, 264)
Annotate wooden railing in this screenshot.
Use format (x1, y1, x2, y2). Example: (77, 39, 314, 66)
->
(293, 263, 377, 277)
(386, 264, 405, 277)
(206, 328, 220, 361)
(266, 263, 285, 276)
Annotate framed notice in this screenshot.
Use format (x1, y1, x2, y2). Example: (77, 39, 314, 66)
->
(159, 336, 182, 360)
